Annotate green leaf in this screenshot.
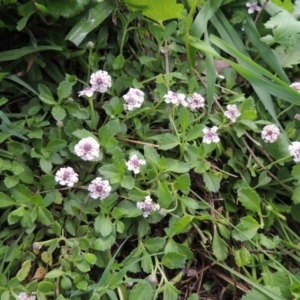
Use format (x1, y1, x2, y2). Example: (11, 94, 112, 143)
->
(92, 235, 115, 251)
(65, 103, 89, 120)
(232, 216, 260, 241)
(94, 214, 113, 237)
(141, 251, 152, 273)
(11, 184, 32, 203)
(173, 215, 193, 234)
(0, 193, 16, 207)
(237, 187, 261, 213)
(178, 107, 190, 133)
(38, 282, 55, 293)
(38, 84, 56, 105)
(174, 173, 191, 190)
(57, 81, 72, 100)
(40, 157, 53, 174)
(52, 106, 66, 121)
(66, 0, 117, 46)
(242, 287, 281, 300)
(129, 281, 155, 300)
(157, 181, 173, 208)
(144, 237, 166, 253)
(45, 270, 65, 278)
(161, 252, 186, 269)
(37, 207, 54, 226)
(85, 253, 97, 265)
(8, 207, 25, 225)
(151, 133, 179, 150)
(167, 161, 190, 173)
(203, 172, 220, 192)
(186, 124, 205, 141)
(0, 46, 62, 62)
(255, 171, 272, 188)
(4, 175, 19, 188)
(292, 186, 300, 204)
(45, 139, 67, 152)
(163, 283, 180, 300)
(212, 226, 228, 261)
(233, 247, 251, 267)
(124, 0, 184, 24)
(262, 11, 300, 46)
(16, 260, 31, 281)
(112, 54, 125, 70)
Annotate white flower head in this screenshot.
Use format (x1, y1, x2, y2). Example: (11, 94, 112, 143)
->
(136, 196, 160, 218)
(246, 1, 261, 14)
(32, 242, 42, 251)
(290, 82, 300, 93)
(123, 88, 145, 111)
(18, 293, 36, 300)
(55, 167, 79, 187)
(164, 91, 187, 107)
(126, 154, 146, 174)
(187, 93, 205, 110)
(224, 104, 241, 123)
(90, 70, 112, 93)
(216, 72, 225, 79)
(289, 142, 300, 163)
(78, 86, 95, 98)
(74, 137, 100, 161)
(203, 126, 220, 144)
(88, 177, 111, 200)
(261, 124, 280, 143)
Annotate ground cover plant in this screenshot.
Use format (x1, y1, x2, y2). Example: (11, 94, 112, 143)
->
(2, 0, 300, 299)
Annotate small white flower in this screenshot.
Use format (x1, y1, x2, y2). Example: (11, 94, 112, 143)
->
(261, 124, 280, 143)
(78, 86, 95, 97)
(289, 142, 300, 163)
(126, 154, 146, 174)
(246, 2, 261, 14)
(164, 91, 187, 107)
(90, 70, 112, 93)
(18, 293, 36, 300)
(136, 196, 160, 218)
(186, 93, 205, 110)
(88, 177, 111, 200)
(55, 167, 79, 187)
(123, 88, 145, 111)
(216, 72, 225, 79)
(32, 242, 42, 251)
(290, 82, 300, 92)
(203, 126, 220, 144)
(224, 104, 241, 123)
(56, 121, 64, 127)
(148, 274, 158, 284)
(74, 137, 100, 161)
(87, 41, 95, 49)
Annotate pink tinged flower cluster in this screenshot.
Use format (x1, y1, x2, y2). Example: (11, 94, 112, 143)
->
(88, 177, 112, 200)
(246, 2, 261, 14)
(78, 87, 94, 97)
(18, 293, 36, 300)
(74, 137, 100, 161)
(290, 82, 300, 92)
(203, 126, 220, 144)
(78, 70, 111, 97)
(186, 93, 205, 110)
(90, 70, 112, 93)
(126, 154, 146, 174)
(224, 104, 241, 123)
(137, 196, 160, 218)
(55, 167, 79, 187)
(164, 91, 187, 107)
(123, 88, 145, 111)
(261, 124, 280, 143)
(289, 142, 300, 163)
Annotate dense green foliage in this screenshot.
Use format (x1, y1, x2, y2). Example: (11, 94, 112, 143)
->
(2, 0, 300, 299)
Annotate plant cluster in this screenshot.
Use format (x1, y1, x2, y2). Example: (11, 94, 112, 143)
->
(2, 0, 300, 300)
